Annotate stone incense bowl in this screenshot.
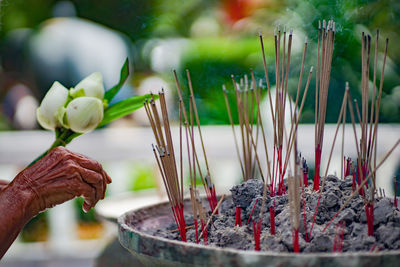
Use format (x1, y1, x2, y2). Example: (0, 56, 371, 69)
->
(118, 198, 400, 267)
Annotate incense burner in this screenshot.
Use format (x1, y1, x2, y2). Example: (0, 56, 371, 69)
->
(118, 198, 400, 267)
(117, 19, 400, 267)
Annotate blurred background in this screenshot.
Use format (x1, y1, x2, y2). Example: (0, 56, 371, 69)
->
(0, 0, 399, 266)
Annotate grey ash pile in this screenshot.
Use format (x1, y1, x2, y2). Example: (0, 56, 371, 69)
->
(148, 176, 400, 252)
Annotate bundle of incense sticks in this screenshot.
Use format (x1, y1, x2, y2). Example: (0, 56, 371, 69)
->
(222, 71, 267, 183)
(187, 96, 210, 244)
(174, 70, 219, 213)
(145, 92, 187, 241)
(222, 25, 313, 247)
(314, 20, 336, 191)
(222, 24, 312, 241)
(310, 38, 389, 235)
(308, 85, 349, 238)
(344, 30, 389, 236)
(259, 25, 313, 237)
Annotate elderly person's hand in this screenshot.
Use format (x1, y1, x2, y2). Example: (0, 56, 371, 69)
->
(0, 146, 111, 258)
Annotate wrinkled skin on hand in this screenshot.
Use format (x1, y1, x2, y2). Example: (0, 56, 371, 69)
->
(0, 146, 111, 259)
(19, 146, 112, 213)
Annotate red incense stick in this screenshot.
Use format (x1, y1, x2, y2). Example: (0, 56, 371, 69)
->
(253, 219, 262, 251)
(293, 229, 299, 253)
(235, 207, 242, 226)
(246, 199, 259, 225)
(395, 178, 398, 209)
(270, 201, 276, 235)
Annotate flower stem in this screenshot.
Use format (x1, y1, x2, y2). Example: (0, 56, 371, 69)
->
(27, 129, 75, 167)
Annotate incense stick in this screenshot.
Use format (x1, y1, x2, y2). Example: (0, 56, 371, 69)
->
(314, 20, 335, 191)
(199, 195, 226, 240)
(222, 85, 245, 179)
(322, 89, 348, 186)
(146, 92, 187, 241)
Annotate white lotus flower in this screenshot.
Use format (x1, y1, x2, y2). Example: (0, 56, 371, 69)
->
(36, 81, 69, 130)
(70, 72, 105, 100)
(65, 97, 104, 133)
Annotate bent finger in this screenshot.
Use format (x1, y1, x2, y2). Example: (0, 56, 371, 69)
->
(76, 181, 97, 212)
(77, 168, 105, 203)
(102, 169, 112, 184)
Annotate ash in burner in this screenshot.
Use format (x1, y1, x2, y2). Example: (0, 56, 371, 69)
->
(147, 177, 400, 253)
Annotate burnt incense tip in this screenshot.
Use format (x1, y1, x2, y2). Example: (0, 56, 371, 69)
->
(284, 25, 287, 33)
(305, 37, 308, 44)
(310, 66, 314, 72)
(318, 20, 321, 29)
(290, 28, 293, 35)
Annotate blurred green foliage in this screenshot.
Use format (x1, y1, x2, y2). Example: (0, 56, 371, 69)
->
(0, 0, 215, 39)
(74, 197, 98, 223)
(129, 163, 156, 191)
(20, 211, 49, 242)
(177, 37, 274, 124)
(286, 0, 400, 123)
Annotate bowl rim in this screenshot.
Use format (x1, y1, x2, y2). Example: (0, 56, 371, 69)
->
(118, 197, 400, 258)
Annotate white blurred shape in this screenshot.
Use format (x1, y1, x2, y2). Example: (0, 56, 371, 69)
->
(190, 16, 221, 37)
(134, 76, 172, 126)
(261, 88, 294, 140)
(14, 94, 39, 130)
(151, 39, 189, 73)
(29, 17, 130, 89)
